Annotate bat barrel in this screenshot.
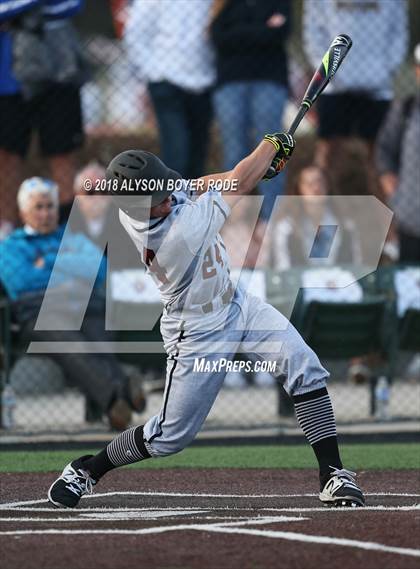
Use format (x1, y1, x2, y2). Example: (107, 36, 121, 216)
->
(286, 34, 352, 137)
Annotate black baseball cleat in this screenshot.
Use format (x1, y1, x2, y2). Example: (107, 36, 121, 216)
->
(48, 456, 96, 508)
(319, 467, 365, 508)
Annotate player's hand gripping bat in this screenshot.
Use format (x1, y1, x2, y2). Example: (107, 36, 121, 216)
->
(264, 34, 352, 179)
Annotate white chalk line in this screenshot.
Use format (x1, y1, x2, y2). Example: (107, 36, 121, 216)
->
(0, 516, 304, 534)
(1, 520, 419, 559)
(0, 505, 418, 515)
(1, 491, 419, 558)
(0, 515, 307, 524)
(1, 491, 419, 510)
(202, 526, 420, 559)
(0, 510, 210, 523)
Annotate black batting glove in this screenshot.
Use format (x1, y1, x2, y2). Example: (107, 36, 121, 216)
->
(263, 132, 295, 180)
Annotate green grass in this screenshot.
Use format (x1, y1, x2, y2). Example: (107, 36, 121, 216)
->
(0, 443, 419, 473)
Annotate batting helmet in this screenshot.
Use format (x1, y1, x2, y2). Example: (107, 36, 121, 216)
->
(105, 150, 182, 215)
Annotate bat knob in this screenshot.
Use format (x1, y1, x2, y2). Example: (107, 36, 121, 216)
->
(263, 165, 277, 181)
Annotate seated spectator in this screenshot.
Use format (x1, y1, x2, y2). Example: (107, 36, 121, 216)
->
(70, 162, 111, 244)
(270, 165, 362, 271)
(0, 177, 145, 430)
(68, 162, 142, 268)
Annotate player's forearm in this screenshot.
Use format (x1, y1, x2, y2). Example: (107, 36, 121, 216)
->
(196, 141, 276, 197)
(197, 135, 292, 204)
(230, 140, 277, 195)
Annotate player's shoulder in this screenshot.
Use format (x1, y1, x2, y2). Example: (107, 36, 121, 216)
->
(181, 189, 230, 216)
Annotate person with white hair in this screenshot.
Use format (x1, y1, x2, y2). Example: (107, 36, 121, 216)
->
(0, 177, 146, 430)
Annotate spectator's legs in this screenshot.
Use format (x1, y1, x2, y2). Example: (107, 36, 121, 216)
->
(315, 94, 389, 198)
(0, 93, 31, 231)
(251, 82, 288, 221)
(77, 311, 136, 410)
(213, 82, 250, 171)
(52, 350, 121, 411)
(38, 84, 84, 213)
(0, 150, 22, 234)
(399, 228, 420, 262)
(184, 89, 213, 179)
(49, 152, 78, 206)
(148, 81, 189, 175)
(23, 320, 126, 413)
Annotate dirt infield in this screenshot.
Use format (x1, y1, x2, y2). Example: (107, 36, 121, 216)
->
(0, 469, 419, 569)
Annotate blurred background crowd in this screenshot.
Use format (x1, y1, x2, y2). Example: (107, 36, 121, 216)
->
(0, 0, 419, 433)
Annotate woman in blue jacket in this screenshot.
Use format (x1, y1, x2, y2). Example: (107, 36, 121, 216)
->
(0, 175, 145, 430)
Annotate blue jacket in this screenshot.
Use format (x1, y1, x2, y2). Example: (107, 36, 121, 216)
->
(0, 225, 106, 301)
(0, 0, 84, 95)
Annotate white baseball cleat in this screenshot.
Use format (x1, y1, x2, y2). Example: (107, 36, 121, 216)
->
(48, 456, 96, 508)
(319, 467, 365, 508)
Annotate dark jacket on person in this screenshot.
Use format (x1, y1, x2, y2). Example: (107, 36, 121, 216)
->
(210, 0, 291, 87)
(376, 94, 420, 238)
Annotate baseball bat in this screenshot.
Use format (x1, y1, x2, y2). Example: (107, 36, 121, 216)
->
(287, 33, 353, 135)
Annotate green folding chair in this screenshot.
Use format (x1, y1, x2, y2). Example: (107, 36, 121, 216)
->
(399, 309, 420, 351)
(301, 298, 386, 360)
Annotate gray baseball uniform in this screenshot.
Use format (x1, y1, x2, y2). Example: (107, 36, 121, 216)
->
(119, 182, 328, 457)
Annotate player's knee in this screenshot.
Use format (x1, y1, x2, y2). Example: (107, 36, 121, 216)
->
(283, 343, 329, 397)
(289, 375, 328, 398)
(147, 433, 193, 457)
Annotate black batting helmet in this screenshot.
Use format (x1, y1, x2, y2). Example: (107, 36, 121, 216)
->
(105, 150, 182, 215)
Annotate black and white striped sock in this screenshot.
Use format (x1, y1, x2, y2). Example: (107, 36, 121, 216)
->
(293, 387, 342, 485)
(107, 426, 151, 466)
(294, 389, 337, 444)
(83, 426, 151, 480)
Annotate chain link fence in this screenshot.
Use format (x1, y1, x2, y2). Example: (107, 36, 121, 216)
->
(0, 0, 419, 435)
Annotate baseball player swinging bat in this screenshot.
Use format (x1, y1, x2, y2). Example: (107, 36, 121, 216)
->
(265, 34, 353, 179)
(47, 30, 365, 511)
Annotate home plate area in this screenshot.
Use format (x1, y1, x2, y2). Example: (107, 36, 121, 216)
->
(1, 489, 419, 569)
